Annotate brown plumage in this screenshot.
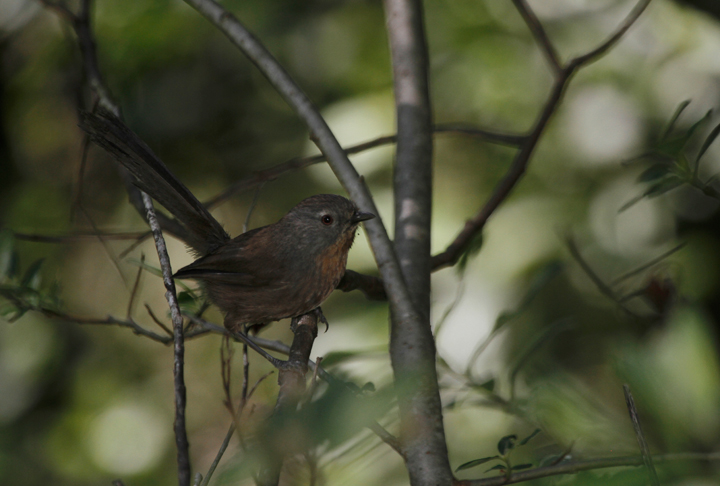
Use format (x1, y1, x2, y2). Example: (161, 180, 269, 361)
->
(80, 110, 374, 332)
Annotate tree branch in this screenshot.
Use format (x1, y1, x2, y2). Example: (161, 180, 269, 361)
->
(456, 451, 719, 486)
(179, 0, 424, 420)
(511, 0, 562, 75)
(141, 192, 191, 486)
(203, 125, 526, 210)
(257, 312, 319, 486)
(384, 0, 452, 484)
(432, 0, 652, 271)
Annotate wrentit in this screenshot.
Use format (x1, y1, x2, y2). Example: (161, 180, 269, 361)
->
(80, 110, 374, 332)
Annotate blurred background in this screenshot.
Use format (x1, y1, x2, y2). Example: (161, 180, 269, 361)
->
(1, 0, 720, 484)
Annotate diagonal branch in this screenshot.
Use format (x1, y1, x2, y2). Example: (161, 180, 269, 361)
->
(203, 125, 526, 210)
(432, 0, 652, 271)
(511, 0, 562, 75)
(141, 192, 191, 486)
(180, 0, 423, 384)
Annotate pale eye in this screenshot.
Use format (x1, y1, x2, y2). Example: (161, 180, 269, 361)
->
(321, 215, 334, 225)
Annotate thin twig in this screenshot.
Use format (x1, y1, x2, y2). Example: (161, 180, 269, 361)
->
(186, 315, 286, 369)
(71, 132, 93, 221)
(458, 452, 720, 486)
(141, 192, 191, 486)
(570, 0, 652, 69)
(11, 230, 147, 243)
(623, 384, 660, 486)
(78, 206, 130, 288)
(511, 0, 562, 75)
(144, 303, 174, 336)
(611, 242, 685, 286)
(18, 303, 174, 343)
(367, 422, 404, 456)
(126, 253, 145, 319)
(203, 126, 525, 211)
(431, 0, 652, 271)
(199, 369, 274, 486)
(565, 236, 639, 317)
(243, 183, 264, 234)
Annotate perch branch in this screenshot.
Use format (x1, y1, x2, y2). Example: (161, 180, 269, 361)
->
(141, 192, 191, 486)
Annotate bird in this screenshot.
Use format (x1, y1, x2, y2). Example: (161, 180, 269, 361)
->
(79, 110, 374, 332)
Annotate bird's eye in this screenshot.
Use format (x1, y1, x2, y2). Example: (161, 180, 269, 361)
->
(321, 215, 334, 225)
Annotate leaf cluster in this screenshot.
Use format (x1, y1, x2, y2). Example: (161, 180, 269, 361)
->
(455, 429, 541, 477)
(622, 101, 720, 212)
(0, 230, 60, 321)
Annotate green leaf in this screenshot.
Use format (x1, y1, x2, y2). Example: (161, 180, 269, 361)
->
(361, 382, 375, 393)
(177, 290, 197, 305)
(696, 121, 720, 164)
(655, 136, 689, 158)
(619, 175, 684, 213)
(637, 163, 672, 183)
(21, 259, 45, 290)
(686, 109, 713, 140)
(0, 230, 15, 279)
(661, 99, 691, 140)
(497, 435, 517, 455)
(456, 232, 484, 274)
(128, 258, 163, 278)
(177, 290, 201, 313)
(519, 428, 541, 446)
(645, 176, 684, 198)
(455, 456, 499, 472)
(655, 110, 712, 159)
(511, 463, 533, 470)
(485, 464, 506, 473)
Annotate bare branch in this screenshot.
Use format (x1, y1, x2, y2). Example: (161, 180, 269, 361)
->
(144, 303, 174, 336)
(432, 0, 651, 271)
(203, 126, 522, 211)
(9, 302, 173, 343)
(457, 451, 720, 486)
(623, 384, 660, 486)
(258, 312, 319, 486)
(511, 0, 562, 75)
(570, 0, 652, 69)
(186, 315, 286, 369)
(126, 253, 145, 319)
(367, 422, 404, 456)
(141, 192, 191, 486)
(10, 230, 147, 243)
(565, 236, 639, 318)
(336, 270, 387, 300)
(384, 0, 452, 483)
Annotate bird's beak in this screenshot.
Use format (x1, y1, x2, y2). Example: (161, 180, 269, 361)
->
(351, 211, 375, 224)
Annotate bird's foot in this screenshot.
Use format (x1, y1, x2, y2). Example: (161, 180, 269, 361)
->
(313, 307, 329, 333)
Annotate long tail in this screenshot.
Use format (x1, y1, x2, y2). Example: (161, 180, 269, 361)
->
(79, 109, 229, 254)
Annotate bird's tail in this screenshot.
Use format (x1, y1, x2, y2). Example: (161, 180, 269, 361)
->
(79, 109, 229, 254)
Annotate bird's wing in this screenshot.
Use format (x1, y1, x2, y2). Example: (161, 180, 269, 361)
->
(173, 226, 285, 287)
